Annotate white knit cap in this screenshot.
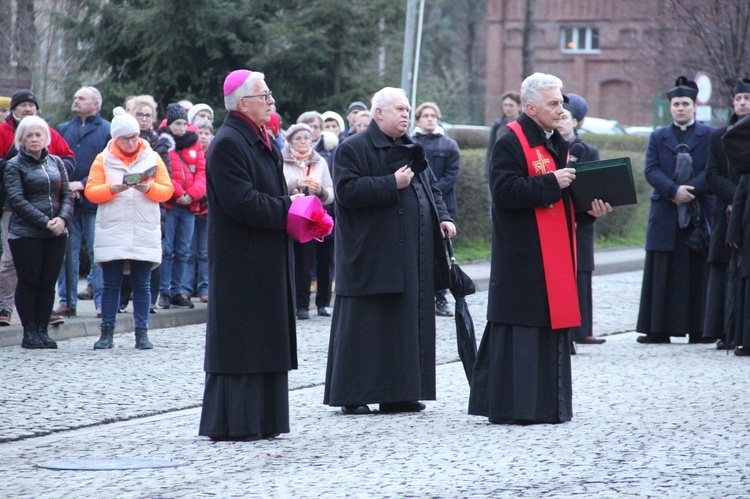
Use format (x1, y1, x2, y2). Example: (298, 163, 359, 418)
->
(110, 106, 140, 139)
(188, 103, 213, 124)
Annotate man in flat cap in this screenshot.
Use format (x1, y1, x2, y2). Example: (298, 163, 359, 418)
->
(636, 77, 715, 344)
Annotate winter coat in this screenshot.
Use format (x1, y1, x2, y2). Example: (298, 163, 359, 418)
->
(333, 120, 452, 297)
(85, 139, 173, 265)
(57, 113, 111, 213)
(644, 121, 715, 252)
(161, 130, 206, 213)
(705, 124, 740, 264)
(204, 111, 297, 375)
(282, 147, 333, 205)
(3, 147, 74, 239)
(487, 113, 576, 328)
(413, 125, 460, 217)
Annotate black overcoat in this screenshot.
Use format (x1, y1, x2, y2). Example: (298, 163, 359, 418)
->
(705, 124, 740, 263)
(333, 121, 451, 297)
(644, 122, 714, 252)
(486, 113, 576, 328)
(203, 112, 297, 374)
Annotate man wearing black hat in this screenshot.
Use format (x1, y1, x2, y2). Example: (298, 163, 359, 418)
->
(636, 77, 715, 344)
(702, 78, 750, 351)
(342, 101, 367, 139)
(0, 89, 76, 327)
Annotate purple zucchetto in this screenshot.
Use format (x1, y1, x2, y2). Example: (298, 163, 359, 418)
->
(223, 70, 253, 97)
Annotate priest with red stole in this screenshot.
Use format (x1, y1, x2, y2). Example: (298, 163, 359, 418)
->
(469, 73, 611, 425)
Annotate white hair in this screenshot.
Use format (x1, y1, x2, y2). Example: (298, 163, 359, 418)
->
(225, 72, 266, 111)
(14, 115, 51, 150)
(521, 73, 563, 107)
(370, 87, 408, 115)
(79, 86, 103, 109)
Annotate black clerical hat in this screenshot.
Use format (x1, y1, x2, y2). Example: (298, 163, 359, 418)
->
(666, 76, 698, 102)
(733, 78, 750, 95)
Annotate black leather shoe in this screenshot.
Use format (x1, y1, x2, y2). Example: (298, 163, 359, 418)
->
(341, 405, 371, 415)
(297, 309, 310, 320)
(209, 434, 262, 442)
(716, 339, 730, 350)
(435, 301, 453, 317)
(379, 401, 426, 413)
(735, 347, 750, 357)
(577, 336, 606, 344)
(637, 334, 671, 344)
(317, 307, 331, 317)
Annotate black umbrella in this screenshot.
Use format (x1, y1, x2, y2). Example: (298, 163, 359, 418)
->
(445, 238, 477, 384)
(64, 231, 75, 317)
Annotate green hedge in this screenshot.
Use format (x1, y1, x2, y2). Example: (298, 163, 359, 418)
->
(454, 137, 651, 248)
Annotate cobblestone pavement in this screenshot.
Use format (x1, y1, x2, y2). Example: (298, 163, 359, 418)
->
(0, 271, 749, 497)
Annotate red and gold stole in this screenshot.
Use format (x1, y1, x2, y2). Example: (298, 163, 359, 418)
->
(506, 121, 580, 330)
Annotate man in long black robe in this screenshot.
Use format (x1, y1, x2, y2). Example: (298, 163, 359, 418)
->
(324, 87, 456, 415)
(469, 73, 611, 425)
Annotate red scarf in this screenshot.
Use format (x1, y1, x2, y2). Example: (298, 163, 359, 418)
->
(230, 111, 272, 151)
(507, 120, 580, 330)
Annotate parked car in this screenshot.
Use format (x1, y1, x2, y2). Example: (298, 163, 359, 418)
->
(579, 117, 627, 135)
(625, 125, 656, 136)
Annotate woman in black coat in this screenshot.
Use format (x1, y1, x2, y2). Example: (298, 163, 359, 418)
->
(199, 70, 298, 441)
(3, 116, 74, 349)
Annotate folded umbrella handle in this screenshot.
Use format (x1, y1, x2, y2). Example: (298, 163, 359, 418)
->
(444, 236, 456, 264)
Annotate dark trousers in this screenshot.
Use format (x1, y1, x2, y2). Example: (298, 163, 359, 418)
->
(315, 236, 334, 308)
(120, 266, 160, 308)
(294, 241, 314, 310)
(9, 235, 67, 327)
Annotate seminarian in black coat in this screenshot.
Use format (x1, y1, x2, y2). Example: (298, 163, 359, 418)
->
(468, 73, 611, 425)
(636, 76, 715, 344)
(199, 71, 297, 441)
(323, 87, 455, 415)
(703, 78, 750, 345)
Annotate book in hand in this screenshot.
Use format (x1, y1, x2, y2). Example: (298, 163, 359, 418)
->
(123, 166, 157, 186)
(569, 157, 638, 212)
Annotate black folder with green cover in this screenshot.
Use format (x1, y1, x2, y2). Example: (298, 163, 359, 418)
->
(569, 157, 637, 212)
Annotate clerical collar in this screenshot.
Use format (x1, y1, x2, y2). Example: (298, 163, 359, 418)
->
(673, 119, 695, 131)
(544, 130, 554, 139)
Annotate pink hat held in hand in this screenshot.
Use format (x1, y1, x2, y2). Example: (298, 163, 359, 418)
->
(223, 70, 253, 96)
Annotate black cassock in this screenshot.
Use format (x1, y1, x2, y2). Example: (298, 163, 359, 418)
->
(324, 175, 437, 406)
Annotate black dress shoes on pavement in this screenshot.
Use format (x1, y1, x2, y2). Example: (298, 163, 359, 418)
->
(576, 336, 606, 344)
(716, 339, 730, 350)
(317, 307, 331, 317)
(341, 405, 371, 415)
(735, 347, 750, 357)
(435, 301, 453, 317)
(636, 334, 671, 344)
(378, 401, 426, 413)
(297, 309, 310, 320)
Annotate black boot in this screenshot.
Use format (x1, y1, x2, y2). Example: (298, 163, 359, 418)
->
(21, 322, 44, 349)
(36, 323, 58, 349)
(93, 323, 115, 350)
(134, 328, 153, 350)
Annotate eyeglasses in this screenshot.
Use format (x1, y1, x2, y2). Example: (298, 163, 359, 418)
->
(117, 134, 140, 144)
(136, 113, 153, 120)
(241, 91, 273, 103)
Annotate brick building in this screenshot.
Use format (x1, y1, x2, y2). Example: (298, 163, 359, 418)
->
(485, 0, 677, 127)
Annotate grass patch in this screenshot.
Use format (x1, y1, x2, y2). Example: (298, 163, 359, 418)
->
(452, 238, 491, 263)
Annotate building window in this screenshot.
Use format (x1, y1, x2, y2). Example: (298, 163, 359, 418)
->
(560, 27, 600, 53)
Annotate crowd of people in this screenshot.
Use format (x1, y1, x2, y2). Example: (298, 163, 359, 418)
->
(2, 66, 749, 440)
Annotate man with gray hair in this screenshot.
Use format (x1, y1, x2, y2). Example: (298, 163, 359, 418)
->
(324, 86, 457, 415)
(469, 73, 611, 425)
(54, 86, 111, 320)
(199, 69, 299, 441)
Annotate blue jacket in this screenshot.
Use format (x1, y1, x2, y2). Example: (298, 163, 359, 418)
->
(413, 126, 460, 217)
(57, 113, 111, 212)
(644, 121, 715, 251)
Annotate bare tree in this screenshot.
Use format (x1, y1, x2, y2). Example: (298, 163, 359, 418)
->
(0, 0, 11, 76)
(668, 0, 750, 102)
(521, 0, 537, 78)
(14, 0, 37, 80)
